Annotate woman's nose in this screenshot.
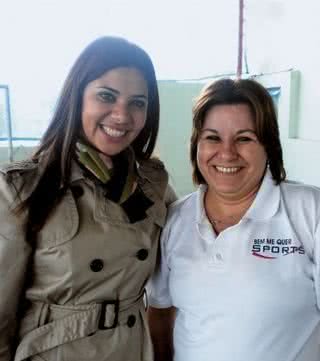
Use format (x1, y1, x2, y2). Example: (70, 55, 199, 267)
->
(111, 102, 129, 123)
(219, 142, 238, 160)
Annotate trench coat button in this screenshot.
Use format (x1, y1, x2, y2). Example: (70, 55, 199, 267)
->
(127, 315, 136, 328)
(90, 259, 104, 272)
(136, 249, 148, 261)
(71, 185, 84, 198)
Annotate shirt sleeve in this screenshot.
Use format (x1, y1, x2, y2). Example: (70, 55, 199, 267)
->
(314, 220, 320, 311)
(147, 218, 173, 308)
(0, 173, 30, 361)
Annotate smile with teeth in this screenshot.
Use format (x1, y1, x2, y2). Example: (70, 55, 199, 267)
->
(101, 125, 126, 138)
(215, 166, 241, 174)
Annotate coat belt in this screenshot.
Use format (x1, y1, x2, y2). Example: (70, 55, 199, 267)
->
(14, 293, 145, 361)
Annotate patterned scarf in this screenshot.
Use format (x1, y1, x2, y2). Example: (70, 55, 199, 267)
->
(75, 142, 137, 204)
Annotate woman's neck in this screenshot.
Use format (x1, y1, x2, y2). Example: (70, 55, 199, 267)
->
(204, 185, 259, 233)
(99, 153, 113, 169)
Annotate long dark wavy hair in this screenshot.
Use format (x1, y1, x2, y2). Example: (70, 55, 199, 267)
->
(190, 78, 286, 186)
(18, 36, 160, 240)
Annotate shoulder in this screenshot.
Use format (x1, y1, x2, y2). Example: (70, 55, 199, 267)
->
(0, 159, 39, 178)
(164, 183, 178, 206)
(280, 179, 320, 203)
(0, 159, 40, 199)
(280, 181, 320, 262)
(280, 180, 320, 228)
(139, 157, 166, 173)
(160, 191, 198, 250)
(166, 191, 198, 224)
(138, 157, 168, 195)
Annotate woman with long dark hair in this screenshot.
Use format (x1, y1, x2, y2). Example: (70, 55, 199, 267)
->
(0, 36, 175, 361)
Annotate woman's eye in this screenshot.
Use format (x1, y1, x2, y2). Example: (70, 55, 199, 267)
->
(206, 135, 220, 142)
(98, 92, 116, 103)
(236, 136, 253, 143)
(131, 99, 147, 109)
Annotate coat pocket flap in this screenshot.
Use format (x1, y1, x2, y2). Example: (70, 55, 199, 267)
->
(37, 189, 79, 247)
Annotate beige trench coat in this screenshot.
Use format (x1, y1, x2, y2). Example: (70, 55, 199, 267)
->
(0, 158, 175, 361)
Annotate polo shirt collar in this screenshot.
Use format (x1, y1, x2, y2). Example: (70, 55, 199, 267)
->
(243, 168, 280, 221)
(195, 184, 208, 225)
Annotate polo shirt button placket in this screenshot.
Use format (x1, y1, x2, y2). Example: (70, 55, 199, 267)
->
(211, 250, 225, 266)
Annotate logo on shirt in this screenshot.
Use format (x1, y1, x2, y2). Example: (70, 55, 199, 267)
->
(251, 238, 305, 259)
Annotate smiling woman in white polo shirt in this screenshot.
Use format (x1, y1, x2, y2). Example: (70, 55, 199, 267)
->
(148, 78, 320, 361)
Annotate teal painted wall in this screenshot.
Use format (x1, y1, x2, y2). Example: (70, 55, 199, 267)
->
(0, 81, 202, 196)
(157, 81, 203, 196)
(1, 75, 318, 196)
(0, 146, 34, 164)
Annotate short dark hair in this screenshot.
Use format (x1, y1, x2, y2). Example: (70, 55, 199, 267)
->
(35, 36, 160, 181)
(190, 78, 286, 185)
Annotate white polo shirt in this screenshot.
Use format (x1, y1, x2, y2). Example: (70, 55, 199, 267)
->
(148, 170, 320, 361)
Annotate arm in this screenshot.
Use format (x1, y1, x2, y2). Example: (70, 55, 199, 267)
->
(314, 219, 320, 312)
(0, 173, 30, 361)
(148, 306, 175, 361)
(148, 193, 177, 361)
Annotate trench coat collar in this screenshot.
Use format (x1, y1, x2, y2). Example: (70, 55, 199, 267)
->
(69, 147, 138, 185)
(69, 160, 86, 184)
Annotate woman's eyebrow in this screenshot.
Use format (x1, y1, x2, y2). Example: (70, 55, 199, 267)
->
(97, 86, 147, 99)
(97, 86, 119, 94)
(236, 129, 256, 135)
(201, 128, 256, 134)
(131, 94, 148, 100)
(201, 128, 218, 133)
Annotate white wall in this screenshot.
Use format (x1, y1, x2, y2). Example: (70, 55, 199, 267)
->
(157, 1, 320, 194)
(1, 1, 319, 192)
(245, 0, 320, 186)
